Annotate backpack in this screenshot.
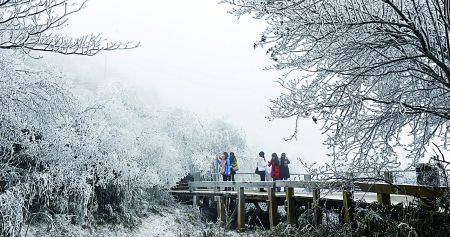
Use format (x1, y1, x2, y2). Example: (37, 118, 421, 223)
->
(231, 158, 238, 171)
(219, 159, 226, 174)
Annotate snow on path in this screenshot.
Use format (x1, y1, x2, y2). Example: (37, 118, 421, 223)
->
(133, 206, 203, 237)
(23, 205, 246, 237)
(132, 205, 245, 237)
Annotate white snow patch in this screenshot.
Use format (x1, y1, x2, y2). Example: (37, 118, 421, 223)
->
(22, 205, 249, 237)
(133, 206, 203, 237)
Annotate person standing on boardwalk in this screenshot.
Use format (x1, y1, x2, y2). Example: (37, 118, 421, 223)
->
(268, 153, 281, 191)
(280, 153, 291, 191)
(280, 153, 290, 181)
(256, 151, 267, 192)
(229, 152, 238, 182)
(217, 152, 231, 191)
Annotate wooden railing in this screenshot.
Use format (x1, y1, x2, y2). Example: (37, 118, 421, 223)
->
(184, 179, 448, 232)
(188, 180, 447, 198)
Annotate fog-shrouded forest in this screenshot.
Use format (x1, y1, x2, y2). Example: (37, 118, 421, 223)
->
(0, 1, 248, 235)
(1, 49, 249, 235)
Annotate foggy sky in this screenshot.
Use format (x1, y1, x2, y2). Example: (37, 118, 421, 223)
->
(46, 0, 330, 170)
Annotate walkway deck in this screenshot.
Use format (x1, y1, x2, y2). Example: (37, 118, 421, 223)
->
(170, 189, 414, 204)
(170, 179, 448, 232)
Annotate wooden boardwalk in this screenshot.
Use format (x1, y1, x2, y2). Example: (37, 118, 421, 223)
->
(170, 178, 448, 232)
(170, 189, 414, 204)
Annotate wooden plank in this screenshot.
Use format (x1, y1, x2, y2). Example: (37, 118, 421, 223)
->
(189, 181, 275, 189)
(312, 189, 322, 225)
(237, 187, 245, 232)
(170, 189, 411, 206)
(187, 181, 443, 196)
(354, 182, 446, 198)
(275, 180, 326, 189)
(285, 187, 296, 225)
(190, 181, 448, 199)
(268, 187, 279, 229)
(190, 180, 331, 190)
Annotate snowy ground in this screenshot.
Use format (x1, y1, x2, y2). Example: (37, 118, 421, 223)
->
(130, 205, 249, 237)
(23, 205, 249, 237)
(131, 206, 208, 237)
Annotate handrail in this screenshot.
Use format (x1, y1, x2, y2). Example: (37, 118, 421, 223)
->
(188, 180, 449, 198)
(205, 169, 450, 176)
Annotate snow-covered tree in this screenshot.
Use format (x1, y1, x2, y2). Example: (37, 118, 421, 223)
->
(223, 0, 450, 172)
(0, 0, 136, 55)
(0, 51, 248, 235)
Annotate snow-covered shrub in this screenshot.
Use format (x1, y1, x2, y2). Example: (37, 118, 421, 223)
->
(353, 203, 449, 237)
(0, 51, 248, 235)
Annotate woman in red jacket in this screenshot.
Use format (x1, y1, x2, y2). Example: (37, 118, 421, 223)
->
(268, 153, 281, 191)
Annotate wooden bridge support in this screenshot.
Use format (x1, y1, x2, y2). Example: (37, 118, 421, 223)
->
(216, 196, 226, 227)
(312, 188, 322, 225)
(192, 195, 200, 208)
(377, 171, 392, 205)
(268, 187, 279, 229)
(236, 187, 245, 232)
(342, 190, 353, 225)
(377, 192, 391, 205)
(285, 187, 296, 225)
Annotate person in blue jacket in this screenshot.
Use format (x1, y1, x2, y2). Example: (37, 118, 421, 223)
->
(217, 152, 231, 191)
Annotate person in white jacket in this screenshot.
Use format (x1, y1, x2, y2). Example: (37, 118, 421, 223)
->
(256, 151, 267, 192)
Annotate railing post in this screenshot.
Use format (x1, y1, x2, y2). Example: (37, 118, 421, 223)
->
(193, 195, 199, 208)
(342, 190, 353, 225)
(377, 171, 393, 205)
(346, 172, 354, 180)
(304, 174, 312, 191)
(285, 187, 296, 225)
(268, 186, 278, 229)
(376, 192, 391, 205)
(312, 188, 322, 225)
(384, 171, 393, 183)
(237, 187, 245, 232)
(304, 174, 312, 181)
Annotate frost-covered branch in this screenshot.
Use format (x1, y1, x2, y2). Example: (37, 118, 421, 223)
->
(224, 0, 450, 171)
(0, 0, 138, 56)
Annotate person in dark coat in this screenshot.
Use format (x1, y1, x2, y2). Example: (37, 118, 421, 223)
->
(230, 152, 238, 182)
(280, 152, 290, 180)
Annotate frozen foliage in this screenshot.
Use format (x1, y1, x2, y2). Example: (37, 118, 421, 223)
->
(223, 0, 450, 173)
(0, 51, 247, 236)
(0, 0, 136, 55)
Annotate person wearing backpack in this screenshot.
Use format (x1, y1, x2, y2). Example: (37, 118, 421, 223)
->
(217, 152, 231, 191)
(230, 152, 238, 182)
